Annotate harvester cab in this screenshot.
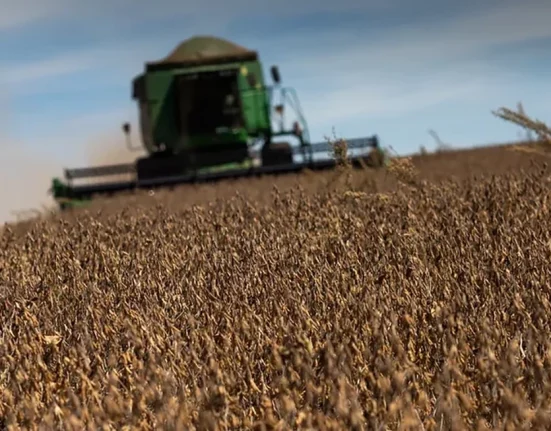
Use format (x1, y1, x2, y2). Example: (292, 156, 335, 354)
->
(50, 35, 383, 210)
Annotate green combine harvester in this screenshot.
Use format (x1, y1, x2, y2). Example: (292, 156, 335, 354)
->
(51, 35, 385, 210)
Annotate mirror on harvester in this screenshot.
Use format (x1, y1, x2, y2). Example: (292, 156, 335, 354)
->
(270, 66, 281, 84)
(122, 122, 131, 135)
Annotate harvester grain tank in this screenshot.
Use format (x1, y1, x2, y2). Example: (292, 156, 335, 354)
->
(50, 35, 384, 209)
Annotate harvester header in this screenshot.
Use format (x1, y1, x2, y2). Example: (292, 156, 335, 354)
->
(51, 35, 385, 209)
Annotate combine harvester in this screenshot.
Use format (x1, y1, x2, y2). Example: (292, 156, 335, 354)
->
(50, 36, 385, 210)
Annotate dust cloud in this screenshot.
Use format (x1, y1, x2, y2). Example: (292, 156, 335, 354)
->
(0, 125, 147, 225)
(84, 125, 146, 167)
(0, 78, 149, 225)
(0, 143, 62, 224)
(0, 91, 61, 224)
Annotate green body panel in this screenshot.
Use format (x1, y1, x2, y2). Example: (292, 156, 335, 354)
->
(136, 60, 271, 156)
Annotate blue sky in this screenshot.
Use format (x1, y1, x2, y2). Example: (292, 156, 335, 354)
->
(1, 0, 550, 221)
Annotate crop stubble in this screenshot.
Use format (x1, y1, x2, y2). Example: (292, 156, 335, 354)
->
(1, 143, 551, 430)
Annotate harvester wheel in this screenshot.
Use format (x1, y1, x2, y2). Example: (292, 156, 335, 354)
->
(262, 142, 293, 166)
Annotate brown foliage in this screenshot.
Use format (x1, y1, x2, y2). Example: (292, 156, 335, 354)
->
(1, 144, 551, 430)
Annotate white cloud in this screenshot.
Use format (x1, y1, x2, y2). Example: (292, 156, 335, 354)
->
(0, 36, 168, 88)
(2, 0, 549, 143)
(4, 0, 548, 89)
(0, 0, 68, 30)
(1, 56, 93, 85)
(0, 0, 385, 32)
(2, 0, 547, 142)
(0, 144, 61, 223)
(252, 0, 551, 135)
(276, 1, 551, 75)
(303, 70, 492, 127)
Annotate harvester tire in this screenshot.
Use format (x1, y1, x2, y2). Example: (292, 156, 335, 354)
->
(262, 142, 293, 166)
